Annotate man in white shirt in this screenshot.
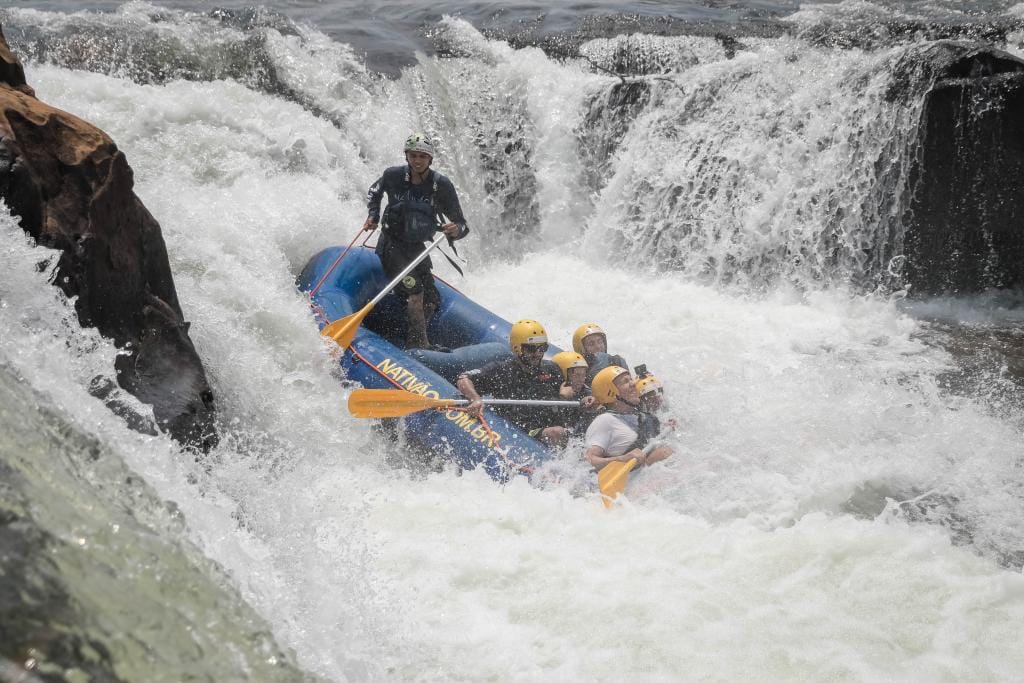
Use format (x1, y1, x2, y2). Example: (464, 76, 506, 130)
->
(584, 366, 674, 471)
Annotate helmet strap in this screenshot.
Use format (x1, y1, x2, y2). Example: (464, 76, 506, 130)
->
(614, 397, 641, 412)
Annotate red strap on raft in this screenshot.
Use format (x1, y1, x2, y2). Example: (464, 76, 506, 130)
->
(309, 226, 366, 298)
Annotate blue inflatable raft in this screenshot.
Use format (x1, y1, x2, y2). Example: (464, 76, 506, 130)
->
(297, 246, 560, 482)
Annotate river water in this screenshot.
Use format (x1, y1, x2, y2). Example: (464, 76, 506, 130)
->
(2, 1, 1024, 679)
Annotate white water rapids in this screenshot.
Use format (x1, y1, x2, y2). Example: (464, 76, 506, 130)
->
(2, 7, 1024, 679)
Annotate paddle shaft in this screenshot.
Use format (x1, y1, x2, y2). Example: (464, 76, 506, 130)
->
(347, 388, 583, 417)
(462, 398, 580, 408)
(366, 232, 449, 310)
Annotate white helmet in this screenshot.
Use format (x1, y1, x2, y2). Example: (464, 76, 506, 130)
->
(403, 133, 435, 157)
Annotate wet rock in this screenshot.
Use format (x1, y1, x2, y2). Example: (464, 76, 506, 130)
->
(87, 376, 160, 437)
(916, 316, 1024, 426)
(581, 35, 699, 76)
(474, 122, 540, 244)
(4, 11, 351, 129)
(0, 26, 217, 451)
(483, 16, 783, 63)
(902, 42, 1024, 295)
(799, 19, 1013, 52)
(842, 479, 1023, 570)
(0, 24, 33, 96)
(0, 483, 122, 682)
(0, 370, 311, 680)
(578, 80, 651, 191)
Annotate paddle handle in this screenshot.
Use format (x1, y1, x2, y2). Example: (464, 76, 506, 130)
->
(366, 232, 449, 309)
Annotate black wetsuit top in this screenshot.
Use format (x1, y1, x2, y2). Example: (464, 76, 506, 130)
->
(461, 359, 564, 432)
(564, 384, 598, 434)
(366, 165, 469, 269)
(584, 352, 630, 383)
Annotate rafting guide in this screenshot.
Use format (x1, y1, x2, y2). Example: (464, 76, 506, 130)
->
(362, 133, 469, 349)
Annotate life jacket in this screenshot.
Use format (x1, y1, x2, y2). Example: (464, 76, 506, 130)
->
(382, 169, 439, 243)
(586, 352, 629, 383)
(611, 409, 661, 453)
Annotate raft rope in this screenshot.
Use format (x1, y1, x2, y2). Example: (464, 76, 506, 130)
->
(308, 226, 366, 299)
(310, 227, 376, 327)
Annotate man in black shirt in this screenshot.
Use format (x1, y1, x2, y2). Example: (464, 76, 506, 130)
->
(457, 320, 575, 446)
(362, 133, 469, 349)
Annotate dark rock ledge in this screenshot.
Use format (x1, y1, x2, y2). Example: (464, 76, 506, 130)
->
(902, 42, 1024, 296)
(0, 25, 217, 451)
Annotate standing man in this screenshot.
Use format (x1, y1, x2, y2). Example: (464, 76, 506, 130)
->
(363, 133, 469, 349)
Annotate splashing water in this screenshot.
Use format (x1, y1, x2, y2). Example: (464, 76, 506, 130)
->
(2, 4, 1024, 679)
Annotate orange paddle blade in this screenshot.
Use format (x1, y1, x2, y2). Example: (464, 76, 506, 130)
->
(598, 459, 638, 508)
(321, 304, 372, 348)
(347, 388, 461, 418)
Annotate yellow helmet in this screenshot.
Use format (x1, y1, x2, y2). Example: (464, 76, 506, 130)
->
(509, 319, 548, 355)
(551, 351, 588, 381)
(591, 366, 630, 405)
(572, 323, 606, 354)
(636, 374, 663, 397)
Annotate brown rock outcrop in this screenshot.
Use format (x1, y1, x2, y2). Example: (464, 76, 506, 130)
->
(0, 25, 217, 451)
